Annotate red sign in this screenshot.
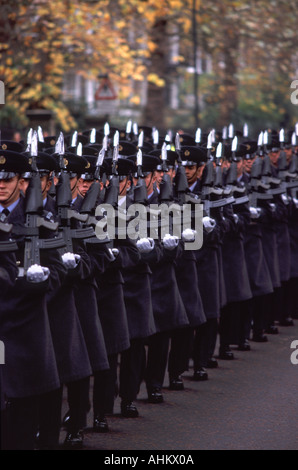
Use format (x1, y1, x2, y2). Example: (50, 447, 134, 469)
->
(95, 77, 117, 101)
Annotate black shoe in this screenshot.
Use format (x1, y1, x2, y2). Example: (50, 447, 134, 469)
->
(148, 388, 164, 404)
(192, 367, 208, 381)
(169, 376, 184, 390)
(279, 318, 294, 327)
(218, 348, 234, 360)
(237, 340, 251, 351)
(93, 415, 109, 433)
(265, 325, 279, 334)
(252, 334, 268, 342)
(206, 357, 218, 368)
(62, 410, 71, 430)
(62, 430, 84, 450)
(121, 401, 139, 418)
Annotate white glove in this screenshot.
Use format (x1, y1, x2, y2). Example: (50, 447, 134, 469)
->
(108, 248, 119, 261)
(233, 214, 239, 224)
(293, 197, 298, 208)
(202, 216, 216, 233)
(136, 238, 155, 253)
(162, 234, 179, 250)
(249, 207, 261, 219)
(182, 228, 197, 242)
(62, 252, 81, 269)
(269, 203, 276, 212)
(26, 264, 50, 283)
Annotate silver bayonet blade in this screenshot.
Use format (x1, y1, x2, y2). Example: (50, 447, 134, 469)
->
(126, 120, 132, 134)
(231, 136, 238, 152)
(104, 122, 110, 136)
(136, 148, 143, 167)
(175, 132, 181, 151)
(76, 142, 82, 156)
(71, 130, 78, 147)
(31, 130, 38, 157)
(216, 142, 222, 159)
(37, 126, 44, 142)
(90, 128, 96, 144)
(161, 142, 167, 161)
(138, 130, 144, 148)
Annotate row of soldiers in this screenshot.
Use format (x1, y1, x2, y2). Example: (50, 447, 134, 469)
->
(0, 122, 298, 450)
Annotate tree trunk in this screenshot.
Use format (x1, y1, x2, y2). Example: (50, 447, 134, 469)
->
(142, 19, 168, 131)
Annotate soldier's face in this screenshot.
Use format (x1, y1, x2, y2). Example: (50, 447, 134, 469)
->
(119, 177, 131, 196)
(166, 168, 176, 182)
(144, 171, 157, 195)
(244, 156, 256, 174)
(40, 175, 52, 199)
(236, 159, 244, 177)
(284, 148, 292, 164)
(155, 170, 164, 188)
(0, 175, 23, 207)
(184, 165, 198, 185)
(70, 175, 79, 197)
(77, 177, 93, 197)
(269, 151, 280, 167)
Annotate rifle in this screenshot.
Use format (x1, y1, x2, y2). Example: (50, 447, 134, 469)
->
(103, 131, 120, 208)
(55, 132, 94, 254)
(14, 131, 65, 276)
(0, 222, 18, 252)
(247, 133, 272, 208)
(159, 143, 173, 203)
(133, 146, 148, 205)
(225, 137, 249, 207)
(174, 132, 189, 206)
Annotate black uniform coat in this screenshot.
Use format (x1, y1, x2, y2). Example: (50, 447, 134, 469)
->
(238, 174, 274, 297)
(257, 200, 281, 289)
(94, 237, 134, 356)
(0, 244, 18, 409)
(273, 194, 291, 283)
(44, 195, 93, 383)
(1, 197, 63, 398)
(288, 197, 298, 278)
(145, 191, 189, 332)
(117, 200, 156, 340)
(71, 195, 110, 372)
(192, 179, 223, 320)
(175, 249, 206, 327)
(221, 200, 252, 303)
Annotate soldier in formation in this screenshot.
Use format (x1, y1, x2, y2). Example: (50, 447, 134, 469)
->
(0, 122, 297, 450)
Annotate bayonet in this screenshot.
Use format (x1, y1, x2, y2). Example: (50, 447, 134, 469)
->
(138, 130, 144, 149)
(37, 126, 44, 143)
(71, 130, 78, 148)
(90, 128, 96, 144)
(195, 128, 201, 145)
(243, 123, 248, 138)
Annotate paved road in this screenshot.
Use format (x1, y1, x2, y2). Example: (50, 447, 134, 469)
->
(60, 322, 298, 451)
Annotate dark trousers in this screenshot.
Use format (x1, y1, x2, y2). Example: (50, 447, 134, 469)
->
(1, 388, 62, 450)
(219, 301, 252, 349)
(168, 327, 194, 379)
(38, 386, 63, 449)
(66, 377, 90, 433)
(193, 319, 218, 369)
(93, 354, 117, 416)
(145, 331, 170, 392)
(119, 338, 145, 404)
(286, 277, 298, 319)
